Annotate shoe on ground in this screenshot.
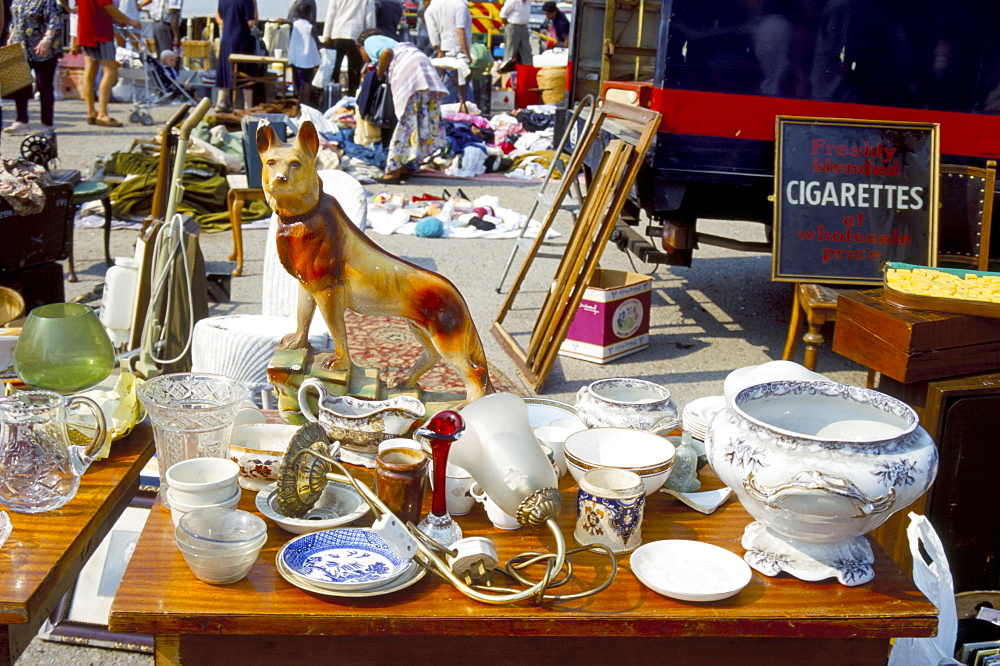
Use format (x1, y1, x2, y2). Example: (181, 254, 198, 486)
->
(4, 122, 30, 134)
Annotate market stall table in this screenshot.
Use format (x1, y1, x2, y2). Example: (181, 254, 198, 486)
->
(110, 445, 936, 665)
(224, 174, 263, 277)
(0, 421, 154, 664)
(227, 54, 291, 106)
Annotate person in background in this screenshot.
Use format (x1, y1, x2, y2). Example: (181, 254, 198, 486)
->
(357, 27, 447, 182)
(374, 0, 402, 39)
(77, 0, 141, 127)
(148, 0, 181, 54)
(286, 0, 320, 104)
(499, 0, 531, 67)
(114, 0, 147, 50)
(540, 0, 568, 49)
(5, 0, 63, 133)
(320, 0, 374, 97)
(423, 0, 470, 102)
(213, 0, 257, 111)
(424, 0, 469, 59)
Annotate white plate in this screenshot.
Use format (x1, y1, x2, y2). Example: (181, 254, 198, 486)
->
(278, 528, 411, 591)
(523, 398, 577, 428)
(630, 540, 752, 602)
(682, 395, 727, 430)
(276, 553, 426, 598)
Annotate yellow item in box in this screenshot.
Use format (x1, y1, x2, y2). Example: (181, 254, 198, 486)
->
(882, 261, 1000, 318)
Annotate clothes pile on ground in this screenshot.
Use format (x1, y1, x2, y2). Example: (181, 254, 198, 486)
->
(76, 98, 560, 233)
(366, 190, 559, 240)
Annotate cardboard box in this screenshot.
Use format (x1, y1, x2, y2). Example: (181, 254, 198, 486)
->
(491, 88, 515, 112)
(559, 269, 652, 364)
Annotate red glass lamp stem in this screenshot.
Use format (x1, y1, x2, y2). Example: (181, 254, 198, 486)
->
(429, 438, 451, 517)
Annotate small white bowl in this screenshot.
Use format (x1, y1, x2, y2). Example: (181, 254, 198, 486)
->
(168, 486, 241, 527)
(255, 480, 370, 534)
(165, 458, 240, 505)
(175, 508, 268, 584)
(564, 427, 676, 496)
(229, 423, 299, 491)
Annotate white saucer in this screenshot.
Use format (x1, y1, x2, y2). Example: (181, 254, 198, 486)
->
(630, 540, 752, 602)
(523, 398, 577, 428)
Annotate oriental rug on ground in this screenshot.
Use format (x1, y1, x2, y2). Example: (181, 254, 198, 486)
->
(344, 310, 515, 395)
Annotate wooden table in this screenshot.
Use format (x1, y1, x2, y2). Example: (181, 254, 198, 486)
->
(0, 421, 154, 664)
(110, 459, 935, 665)
(225, 174, 264, 277)
(228, 54, 291, 106)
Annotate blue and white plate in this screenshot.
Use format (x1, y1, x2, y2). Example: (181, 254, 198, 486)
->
(279, 528, 411, 591)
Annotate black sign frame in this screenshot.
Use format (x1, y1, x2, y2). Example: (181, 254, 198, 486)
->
(773, 116, 940, 285)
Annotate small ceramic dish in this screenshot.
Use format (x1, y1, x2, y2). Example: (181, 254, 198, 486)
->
(523, 398, 577, 428)
(278, 528, 411, 592)
(229, 423, 300, 491)
(255, 480, 370, 534)
(630, 539, 752, 602)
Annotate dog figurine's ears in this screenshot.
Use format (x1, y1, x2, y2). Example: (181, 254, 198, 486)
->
(256, 120, 320, 158)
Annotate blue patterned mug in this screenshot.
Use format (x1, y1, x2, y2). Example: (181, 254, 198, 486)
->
(574, 468, 645, 553)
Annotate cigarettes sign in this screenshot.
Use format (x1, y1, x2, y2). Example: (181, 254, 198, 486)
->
(772, 117, 939, 284)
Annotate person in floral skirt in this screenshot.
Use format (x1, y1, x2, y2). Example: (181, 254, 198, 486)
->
(358, 28, 447, 182)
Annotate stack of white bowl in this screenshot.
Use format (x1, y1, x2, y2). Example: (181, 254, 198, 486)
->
(165, 458, 242, 527)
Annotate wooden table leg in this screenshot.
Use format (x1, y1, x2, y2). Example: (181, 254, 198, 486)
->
(227, 189, 245, 277)
(154, 634, 181, 666)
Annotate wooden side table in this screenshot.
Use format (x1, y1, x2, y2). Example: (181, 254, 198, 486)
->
(0, 422, 154, 664)
(832, 288, 1000, 591)
(228, 54, 291, 105)
(225, 174, 265, 277)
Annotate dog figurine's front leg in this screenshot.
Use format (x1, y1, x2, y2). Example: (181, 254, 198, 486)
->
(313, 290, 353, 372)
(278, 285, 318, 351)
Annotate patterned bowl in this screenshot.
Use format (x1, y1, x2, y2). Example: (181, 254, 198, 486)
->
(564, 427, 676, 496)
(277, 528, 412, 592)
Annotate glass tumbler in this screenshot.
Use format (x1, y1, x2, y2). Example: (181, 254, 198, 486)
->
(137, 372, 248, 507)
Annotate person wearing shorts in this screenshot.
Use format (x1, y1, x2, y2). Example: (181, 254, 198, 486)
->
(76, 0, 141, 126)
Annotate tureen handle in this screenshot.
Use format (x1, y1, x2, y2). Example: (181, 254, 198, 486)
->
(744, 471, 897, 518)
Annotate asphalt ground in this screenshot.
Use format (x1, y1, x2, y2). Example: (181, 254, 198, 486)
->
(13, 94, 868, 664)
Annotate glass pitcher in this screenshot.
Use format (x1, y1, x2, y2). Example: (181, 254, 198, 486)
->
(0, 391, 107, 513)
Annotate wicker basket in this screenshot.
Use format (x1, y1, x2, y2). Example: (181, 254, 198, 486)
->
(0, 43, 33, 97)
(0, 286, 25, 327)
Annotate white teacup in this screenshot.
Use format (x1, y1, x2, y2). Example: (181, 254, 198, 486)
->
(471, 484, 520, 530)
(534, 425, 572, 476)
(428, 461, 476, 516)
(445, 464, 476, 516)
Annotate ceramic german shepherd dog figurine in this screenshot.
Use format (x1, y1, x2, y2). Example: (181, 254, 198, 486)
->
(257, 120, 494, 401)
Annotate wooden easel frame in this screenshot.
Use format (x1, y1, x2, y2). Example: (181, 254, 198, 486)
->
(492, 100, 662, 392)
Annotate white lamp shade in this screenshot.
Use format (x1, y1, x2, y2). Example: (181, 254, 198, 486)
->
(452, 393, 558, 517)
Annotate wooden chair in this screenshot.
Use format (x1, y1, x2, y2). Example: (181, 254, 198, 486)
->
(181, 40, 213, 71)
(782, 161, 997, 372)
